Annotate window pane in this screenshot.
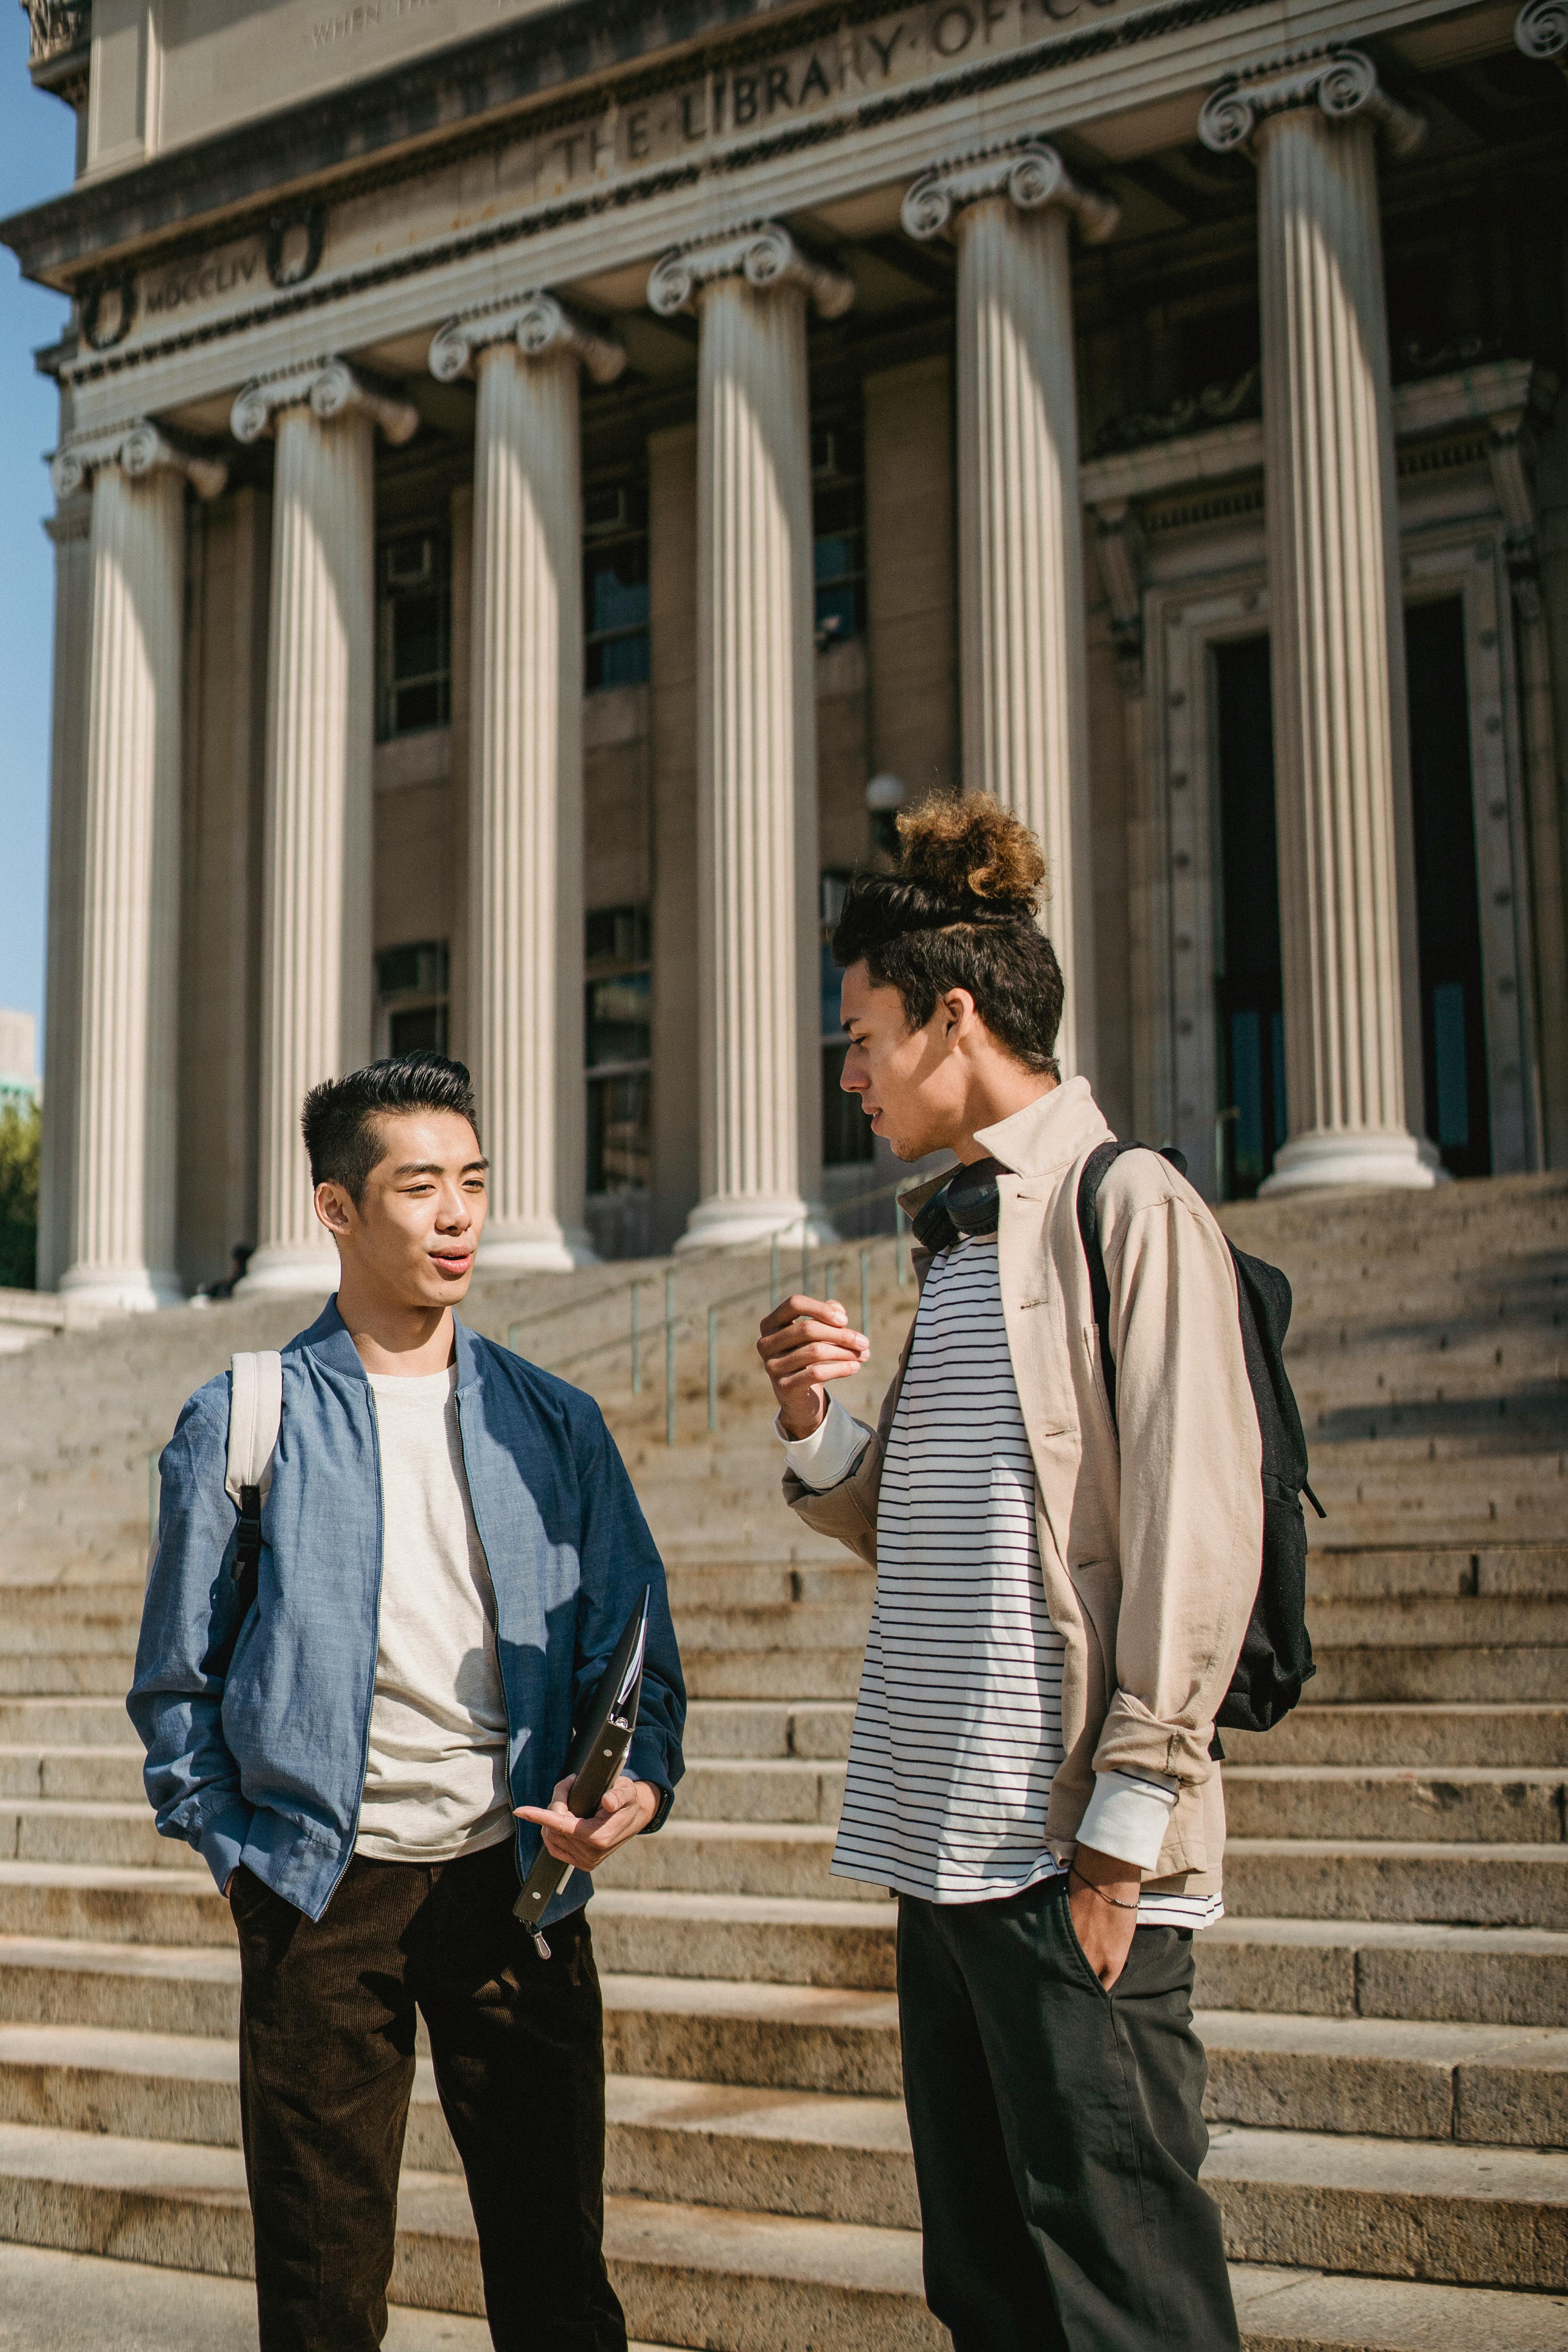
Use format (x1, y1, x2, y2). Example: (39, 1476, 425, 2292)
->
(590, 632, 651, 691)
(389, 1004, 448, 1055)
(586, 971, 651, 1069)
(588, 1073, 652, 1192)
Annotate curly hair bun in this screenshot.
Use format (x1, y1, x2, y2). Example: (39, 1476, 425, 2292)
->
(895, 791, 1046, 915)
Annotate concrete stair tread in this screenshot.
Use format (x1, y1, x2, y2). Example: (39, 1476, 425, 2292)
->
(1205, 1917, 1568, 1956)
(0, 1933, 235, 1980)
(0, 1859, 212, 1893)
(1224, 1765, 1568, 1787)
(1226, 1837, 1568, 1862)
(605, 1973, 897, 2031)
(0, 2242, 501, 2350)
(1197, 2009, 1568, 2070)
(1206, 2122, 1568, 2202)
(1229, 2260, 1568, 2349)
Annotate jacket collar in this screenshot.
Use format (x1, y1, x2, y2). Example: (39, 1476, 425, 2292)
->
(975, 1075, 1109, 1177)
(892, 1075, 1108, 1221)
(287, 1296, 480, 1389)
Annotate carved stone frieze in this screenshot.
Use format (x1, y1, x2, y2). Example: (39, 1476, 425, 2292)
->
(1091, 367, 1260, 458)
(50, 419, 228, 502)
(230, 358, 419, 447)
(647, 224, 855, 320)
(428, 292, 626, 386)
(1198, 47, 1426, 160)
(901, 136, 1119, 246)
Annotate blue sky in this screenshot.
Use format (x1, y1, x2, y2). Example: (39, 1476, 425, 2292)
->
(0, 20, 74, 1068)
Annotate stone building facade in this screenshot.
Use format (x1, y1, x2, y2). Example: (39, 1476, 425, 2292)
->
(5, 0, 1566, 1307)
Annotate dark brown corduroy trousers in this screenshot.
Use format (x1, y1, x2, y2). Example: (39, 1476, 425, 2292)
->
(229, 1840, 626, 2352)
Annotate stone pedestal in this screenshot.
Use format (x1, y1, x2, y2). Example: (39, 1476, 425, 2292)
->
(231, 361, 418, 1292)
(51, 424, 227, 1313)
(432, 295, 624, 1270)
(1202, 53, 1439, 1193)
(904, 141, 1118, 1080)
(649, 227, 853, 1250)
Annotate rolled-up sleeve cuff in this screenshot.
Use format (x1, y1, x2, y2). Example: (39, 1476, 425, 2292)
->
(196, 1798, 254, 1895)
(626, 1733, 676, 1831)
(1076, 1768, 1179, 1874)
(776, 1397, 873, 1492)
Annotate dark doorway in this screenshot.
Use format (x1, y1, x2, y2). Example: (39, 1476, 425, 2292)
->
(1213, 635, 1287, 1198)
(1406, 599, 1490, 1178)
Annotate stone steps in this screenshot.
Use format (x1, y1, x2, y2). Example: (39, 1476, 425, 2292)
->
(2, 1989, 1565, 2151)
(0, 1174, 1561, 2343)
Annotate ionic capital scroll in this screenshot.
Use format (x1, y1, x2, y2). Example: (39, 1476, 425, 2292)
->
(428, 292, 626, 387)
(1199, 46, 1426, 158)
(50, 418, 228, 502)
(230, 358, 419, 447)
(647, 223, 855, 320)
(1516, 0, 1567, 71)
(902, 137, 1119, 245)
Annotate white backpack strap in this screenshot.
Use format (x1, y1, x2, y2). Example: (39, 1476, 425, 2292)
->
(225, 1352, 283, 1505)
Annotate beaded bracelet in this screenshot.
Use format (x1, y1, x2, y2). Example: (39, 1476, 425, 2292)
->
(1069, 1866, 1139, 1912)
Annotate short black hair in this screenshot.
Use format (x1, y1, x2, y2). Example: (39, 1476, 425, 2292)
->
(832, 793, 1064, 1075)
(301, 1054, 481, 1205)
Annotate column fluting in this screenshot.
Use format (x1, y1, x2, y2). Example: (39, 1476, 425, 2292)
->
(433, 295, 625, 1268)
(1203, 52, 1438, 1192)
(231, 362, 417, 1291)
(904, 140, 1118, 1081)
(51, 424, 227, 1311)
(648, 227, 854, 1250)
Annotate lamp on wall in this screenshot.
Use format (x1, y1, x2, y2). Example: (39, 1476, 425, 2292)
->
(866, 771, 906, 856)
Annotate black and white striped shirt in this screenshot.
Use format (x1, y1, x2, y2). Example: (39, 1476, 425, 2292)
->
(789, 1234, 1222, 1927)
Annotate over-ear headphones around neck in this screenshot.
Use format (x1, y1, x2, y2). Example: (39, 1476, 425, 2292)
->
(909, 1157, 1004, 1256)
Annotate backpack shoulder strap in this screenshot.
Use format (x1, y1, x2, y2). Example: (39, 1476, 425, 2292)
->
(1077, 1141, 1128, 1432)
(225, 1352, 283, 1506)
(1075, 1142, 1190, 1434)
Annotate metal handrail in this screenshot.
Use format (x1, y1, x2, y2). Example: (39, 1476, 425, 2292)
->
(501, 1162, 924, 1357)
(499, 1165, 935, 1443)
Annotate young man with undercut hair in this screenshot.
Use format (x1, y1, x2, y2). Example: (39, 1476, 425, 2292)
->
(133, 1053, 685, 2352)
(757, 798, 1261, 2352)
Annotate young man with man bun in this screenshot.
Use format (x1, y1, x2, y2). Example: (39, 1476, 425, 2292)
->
(758, 797, 1259, 2352)
(133, 1053, 685, 2352)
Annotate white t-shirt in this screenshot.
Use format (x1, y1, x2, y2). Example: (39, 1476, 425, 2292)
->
(355, 1365, 514, 1862)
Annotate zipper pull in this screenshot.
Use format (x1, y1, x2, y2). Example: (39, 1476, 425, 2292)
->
(528, 1927, 552, 1961)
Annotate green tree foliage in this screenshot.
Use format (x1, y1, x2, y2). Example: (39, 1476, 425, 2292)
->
(0, 1098, 40, 1291)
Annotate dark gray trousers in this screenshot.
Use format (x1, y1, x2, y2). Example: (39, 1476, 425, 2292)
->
(897, 1873, 1240, 2352)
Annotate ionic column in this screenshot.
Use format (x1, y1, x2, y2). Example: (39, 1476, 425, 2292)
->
(1515, 0, 1568, 74)
(1203, 51, 1438, 1192)
(37, 490, 92, 1295)
(51, 423, 227, 1312)
(230, 360, 418, 1292)
(430, 296, 625, 1269)
(648, 226, 854, 1250)
(904, 140, 1118, 1080)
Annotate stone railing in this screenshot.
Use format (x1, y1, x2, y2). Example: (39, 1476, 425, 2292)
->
(22, 0, 89, 66)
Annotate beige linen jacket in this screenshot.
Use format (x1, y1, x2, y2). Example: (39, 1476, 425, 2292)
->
(784, 1077, 1263, 1902)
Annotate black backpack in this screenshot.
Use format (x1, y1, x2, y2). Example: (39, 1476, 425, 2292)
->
(1077, 1141, 1320, 1740)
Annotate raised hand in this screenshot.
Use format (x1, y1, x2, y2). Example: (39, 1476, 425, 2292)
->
(757, 1294, 869, 1441)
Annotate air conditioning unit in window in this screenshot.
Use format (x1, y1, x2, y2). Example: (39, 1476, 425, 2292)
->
(384, 537, 434, 589)
(584, 485, 630, 541)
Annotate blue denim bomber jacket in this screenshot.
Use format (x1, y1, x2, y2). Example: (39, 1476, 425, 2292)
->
(129, 1302, 686, 1927)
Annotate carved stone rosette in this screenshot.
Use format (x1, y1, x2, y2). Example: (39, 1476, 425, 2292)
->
(51, 419, 228, 503)
(647, 223, 855, 321)
(900, 137, 1120, 245)
(1516, 0, 1568, 67)
(230, 358, 419, 447)
(1198, 46, 1426, 159)
(428, 292, 625, 387)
